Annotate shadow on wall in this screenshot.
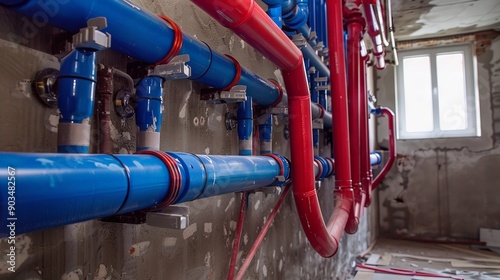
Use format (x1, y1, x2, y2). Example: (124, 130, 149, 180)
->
(379, 154, 415, 235)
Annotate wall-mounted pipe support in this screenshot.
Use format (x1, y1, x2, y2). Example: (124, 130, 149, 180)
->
(135, 76, 165, 151)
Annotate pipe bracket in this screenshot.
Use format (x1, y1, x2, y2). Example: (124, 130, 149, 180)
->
(201, 85, 247, 104)
(153, 54, 191, 80)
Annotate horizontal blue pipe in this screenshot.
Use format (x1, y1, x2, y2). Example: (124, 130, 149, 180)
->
(0, 152, 290, 235)
(136, 77, 164, 133)
(370, 152, 382, 165)
(3, 0, 280, 107)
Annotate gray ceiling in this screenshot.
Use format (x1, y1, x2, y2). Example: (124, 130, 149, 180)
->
(392, 0, 500, 41)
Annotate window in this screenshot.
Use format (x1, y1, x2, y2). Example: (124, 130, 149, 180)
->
(396, 44, 480, 139)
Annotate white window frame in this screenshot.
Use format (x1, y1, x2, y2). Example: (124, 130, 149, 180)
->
(396, 43, 480, 140)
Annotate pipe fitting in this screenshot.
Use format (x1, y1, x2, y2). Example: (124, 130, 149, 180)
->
(135, 76, 165, 151)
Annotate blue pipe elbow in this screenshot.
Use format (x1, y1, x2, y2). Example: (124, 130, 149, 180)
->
(370, 152, 382, 165)
(263, 2, 283, 28)
(57, 48, 97, 153)
(136, 76, 164, 151)
(237, 97, 253, 156)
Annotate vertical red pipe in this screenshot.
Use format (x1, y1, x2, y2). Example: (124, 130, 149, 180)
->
(372, 107, 396, 189)
(344, 13, 365, 234)
(360, 55, 373, 207)
(191, 0, 352, 257)
(363, 4, 386, 69)
(325, 0, 354, 249)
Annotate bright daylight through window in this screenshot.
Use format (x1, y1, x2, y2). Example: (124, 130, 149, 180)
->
(396, 44, 480, 139)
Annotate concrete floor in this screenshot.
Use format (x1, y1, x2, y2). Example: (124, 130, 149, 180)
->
(356, 238, 500, 280)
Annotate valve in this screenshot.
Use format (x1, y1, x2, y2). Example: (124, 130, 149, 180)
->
(32, 68, 59, 108)
(72, 17, 111, 51)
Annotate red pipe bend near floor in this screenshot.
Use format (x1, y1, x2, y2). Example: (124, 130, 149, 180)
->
(371, 107, 396, 190)
(360, 56, 373, 207)
(191, 0, 351, 257)
(344, 14, 364, 235)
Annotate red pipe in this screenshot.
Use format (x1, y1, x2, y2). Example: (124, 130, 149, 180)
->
(360, 55, 372, 207)
(235, 183, 291, 280)
(344, 10, 365, 234)
(363, 3, 386, 69)
(227, 192, 248, 280)
(191, 0, 352, 257)
(371, 107, 396, 190)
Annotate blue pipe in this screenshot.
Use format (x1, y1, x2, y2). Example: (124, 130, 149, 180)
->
(370, 152, 382, 165)
(310, 71, 320, 150)
(3, 0, 280, 107)
(282, 0, 311, 41)
(237, 97, 253, 156)
(0, 152, 290, 235)
(259, 115, 273, 155)
(315, 0, 328, 47)
(135, 76, 165, 151)
(57, 48, 97, 154)
(301, 43, 330, 80)
(262, 0, 284, 28)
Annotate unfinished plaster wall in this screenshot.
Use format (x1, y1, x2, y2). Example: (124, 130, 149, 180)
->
(375, 33, 500, 239)
(0, 1, 378, 279)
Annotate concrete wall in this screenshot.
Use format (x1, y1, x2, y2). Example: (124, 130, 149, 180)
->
(0, 1, 378, 279)
(375, 33, 500, 239)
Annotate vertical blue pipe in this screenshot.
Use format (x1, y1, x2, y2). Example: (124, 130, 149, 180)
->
(237, 97, 253, 156)
(57, 48, 97, 153)
(259, 115, 273, 154)
(262, 0, 284, 28)
(135, 76, 165, 151)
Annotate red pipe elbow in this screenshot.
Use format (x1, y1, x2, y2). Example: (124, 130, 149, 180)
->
(372, 107, 396, 190)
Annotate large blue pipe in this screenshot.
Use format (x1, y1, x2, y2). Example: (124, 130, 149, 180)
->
(0, 152, 290, 235)
(1, 0, 279, 106)
(136, 76, 164, 151)
(57, 48, 97, 153)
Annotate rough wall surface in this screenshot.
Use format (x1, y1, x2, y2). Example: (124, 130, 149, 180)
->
(0, 1, 377, 279)
(376, 33, 500, 239)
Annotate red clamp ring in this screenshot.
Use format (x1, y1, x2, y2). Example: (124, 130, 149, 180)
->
(222, 54, 242, 91)
(268, 79, 284, 107)
(137, 150, 182, 210)
(156, 15, 183, 65)
(314, 158, 323, 180)
(326, 157, 335, 176)
(263, 154, 285, 179)
(317, 104, 326, 119)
